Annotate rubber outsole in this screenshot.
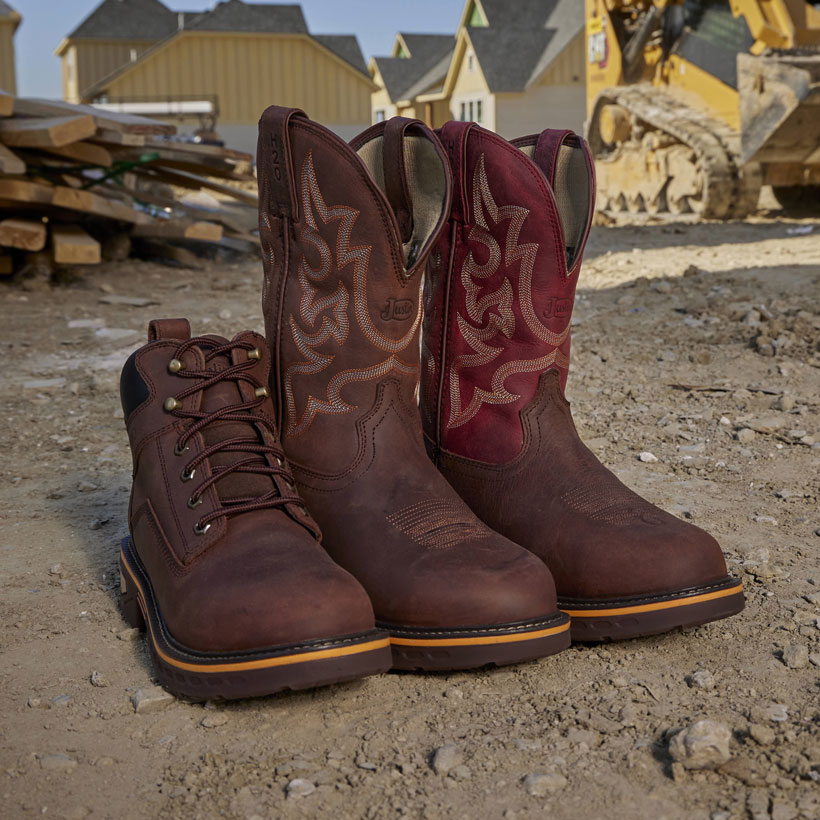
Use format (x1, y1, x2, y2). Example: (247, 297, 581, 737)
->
(561, 576, 744, 641)
(119, 538, 392, 701)
(381, 612, 571, 671)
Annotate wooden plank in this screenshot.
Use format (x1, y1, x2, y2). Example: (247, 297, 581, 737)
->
(92, 129, 145, 147)
(0, 218, 47, 251)
(39, 141, 113, 168)
(51, 225, 101, 265)
(0, 142, 25, 174)
(132, 238, 202, 268)
(139, 140, 254, 178)
(0, 90, 13, 118)
(0, 115, 97, 148)
(0, 178, 151, 224)
(137, 167, 258, 206)
(132, 220, 223, 242)
(12, 98, 176, 136)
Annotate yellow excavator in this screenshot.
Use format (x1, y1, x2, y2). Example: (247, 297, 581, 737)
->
(585, 0, 820, 216)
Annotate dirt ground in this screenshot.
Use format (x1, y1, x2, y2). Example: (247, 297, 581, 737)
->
(1, 212, 819, 820)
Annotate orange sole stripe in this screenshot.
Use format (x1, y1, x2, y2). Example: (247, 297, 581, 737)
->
(561, 582, 744, 619)
(389, 621, 570, 648)
(121, 557, 390, 674)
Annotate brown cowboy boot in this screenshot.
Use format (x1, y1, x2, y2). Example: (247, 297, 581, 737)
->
(257, 107, 570, 670)
(119, 318, 391, 699)
(421, 122, 744, 641)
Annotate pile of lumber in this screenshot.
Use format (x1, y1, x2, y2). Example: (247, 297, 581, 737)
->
(0, 90, 259, 278)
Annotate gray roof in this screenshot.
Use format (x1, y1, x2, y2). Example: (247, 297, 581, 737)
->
(476, 0, 555, 28)
(67, 0, 179, 40)
(467, 0, 583, 92)
(313, 34, 368, 75)
(187, 0, 307, 33)
(373, 33, 453, 102)
(0, 1, 19, 18)
(467, 27, 554, 93)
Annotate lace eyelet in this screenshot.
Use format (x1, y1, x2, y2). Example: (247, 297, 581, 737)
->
(187, 495, 202, 509)
(168, 359, 183, 374)
(174, 441, 189, 456)
(247, 348, 261, 360)
(181, 466, 196, 482)
(275, 456, 284, 467)
(193, 521, 211, 535)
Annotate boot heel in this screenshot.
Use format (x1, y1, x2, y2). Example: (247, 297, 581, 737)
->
(120, 568, 146, 631)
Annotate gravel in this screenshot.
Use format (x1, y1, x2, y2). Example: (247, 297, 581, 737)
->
(668, 720, 732, 770)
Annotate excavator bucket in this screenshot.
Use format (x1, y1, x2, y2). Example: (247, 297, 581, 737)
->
(738, 51, 820, 167)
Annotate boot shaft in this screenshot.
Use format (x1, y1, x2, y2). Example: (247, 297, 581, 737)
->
(422, 122, 595, 464)
(257, 107, 452, 474)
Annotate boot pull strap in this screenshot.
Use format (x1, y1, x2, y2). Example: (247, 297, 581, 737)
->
(382, 116, 415, 245)
(148, 318, 190, 342)
(436, 120, 475, 224)
(257, 105, 307, 221)
(533, 129, 576, 188)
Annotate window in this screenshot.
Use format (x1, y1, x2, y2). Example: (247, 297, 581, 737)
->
(375, 110, 385, 123)
(468, 53, 474, 71)
(476, 100, 483, 123)
(459, 102, 466, 121)
(468, 101, 474, 121)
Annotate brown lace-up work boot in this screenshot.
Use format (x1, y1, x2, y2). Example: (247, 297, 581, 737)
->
(119, 318, 391, 700)
(422, 122, 744, 641)
(257, 107, 570, 670)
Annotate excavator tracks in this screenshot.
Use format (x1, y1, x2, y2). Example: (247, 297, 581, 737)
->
(587, 85, 761, 219)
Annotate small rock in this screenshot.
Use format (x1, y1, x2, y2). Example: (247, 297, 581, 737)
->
(27, 697, 46, 709)
(719, 416, 731, 426)
(116, 628, 140, 641)
(431, 744, 463, 775)
(690, 669, 715, 690)
(200, 713, 228, 728)
(781, 643, 808, 669)
(95, 327, 140, 342)
(23, 378, 66, 390)
(651, 279, 672, 294)
(638, 451, 658, 463)
(450, 764, 471, 781)
(131, 686, 175, 714)
(522, 772, 568, 796)
(98, 294, 158, 307)
(89, 517, 110, 531)
(752, 515, 778, 526)
(808, 653, 820, 668)
(736, 428, 755, 444)
(748, 723, 775, 746)
(775, 395, 795, 412)
(67, 318, 106, 329)
(77, 481, 97, 493)
(40, 753, 77, 772)
(286, 778, 315, 798)
(668, 720, 732, 770)
(218, 308, 232, 320)
(766, 703, 789, 723)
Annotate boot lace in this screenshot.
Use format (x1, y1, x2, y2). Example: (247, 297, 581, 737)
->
(164, 336, 302, 533)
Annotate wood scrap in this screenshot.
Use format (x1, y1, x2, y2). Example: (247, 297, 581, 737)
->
(0, 218, 47, 251)
(0, 91, 13, 117)
(51, 225, 101, 265)
(39, 141, 114, 168)
(0, 143, 25, 174)
(0, 93, 258, 278)
(0, 115, 97, 148)
(132, 220, 223, 242)
(12, 98, 175, 136)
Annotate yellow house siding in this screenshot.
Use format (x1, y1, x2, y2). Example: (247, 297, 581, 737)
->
(66, 39, 157, 102)
(449, 38, 492, 129)
(103, 33, 370, 127)
(0, 20, 16, 94)
(534, 32, 585, 87)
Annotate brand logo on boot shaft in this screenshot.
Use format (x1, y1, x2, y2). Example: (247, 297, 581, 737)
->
(380, 297, 415, 321)
(542, 297, 573, 320)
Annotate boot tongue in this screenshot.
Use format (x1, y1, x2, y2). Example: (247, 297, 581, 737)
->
(195, 337, 272, 503)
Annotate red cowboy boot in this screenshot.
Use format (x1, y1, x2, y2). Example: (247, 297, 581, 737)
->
(119, 318, 391, 699)
(421, 122, 744, 640)
(257, 107, 571, 670)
